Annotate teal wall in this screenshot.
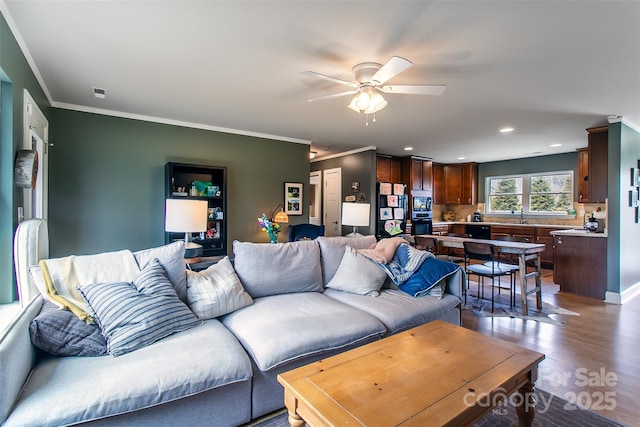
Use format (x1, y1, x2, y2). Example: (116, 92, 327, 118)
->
(310, 149, 377, 235)
(477, 152, 578, 202)
(0, 14, 51, 302)
(607, 122, 640, 295)
(49, 109, 310, 257)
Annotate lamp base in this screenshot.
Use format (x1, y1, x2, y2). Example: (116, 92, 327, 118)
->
(345, 232, 363, 237)
(184, 241, 203, 261)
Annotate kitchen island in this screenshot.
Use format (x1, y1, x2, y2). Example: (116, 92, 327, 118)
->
(550, 229, 607, 299)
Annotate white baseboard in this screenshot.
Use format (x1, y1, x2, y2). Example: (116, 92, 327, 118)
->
(605, 281, 640, 304)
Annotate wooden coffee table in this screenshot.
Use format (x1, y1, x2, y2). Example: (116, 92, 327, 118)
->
(277, 320, 544, 426)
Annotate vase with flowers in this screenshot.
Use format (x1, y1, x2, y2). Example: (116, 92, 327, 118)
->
(258, 213, 281, 244)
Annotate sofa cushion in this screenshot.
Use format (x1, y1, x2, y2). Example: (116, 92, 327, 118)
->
(221, 292, 386, 371)
(134, 240, 187, 302)
(326, 246, 387, 296)
(232, 240, 323, 297)
(316, 235, 377, 284)
(324, 288, 462, 335)
(186, 256, 253, 319)
(2, 319, 252, 427)
(29, 300, 107, 357)
(77, 258, 200, 356)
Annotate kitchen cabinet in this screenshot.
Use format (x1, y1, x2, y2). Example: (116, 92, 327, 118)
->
(534, 227, 557, 268)
(431, 224, 449, 235)
(491, 225, 534, 242)
(577, 147, 589, 202)
(401, 157, 432, 193)
(553, 234, 607, 299)
(587, 126, 608, 203)
(444, 162, 477, 205)
(376, 155, 402, 183)
(432, 163, 445, 205)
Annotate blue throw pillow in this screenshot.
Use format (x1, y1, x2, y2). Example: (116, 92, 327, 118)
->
(77, 258, 200, 356)
(399, 257, 460, 298)
(29, 299, 107, 357)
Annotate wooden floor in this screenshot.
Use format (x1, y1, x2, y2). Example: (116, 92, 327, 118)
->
(462, 270, 639, 427)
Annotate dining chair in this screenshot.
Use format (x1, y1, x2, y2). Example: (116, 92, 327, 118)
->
(288, 224, 325, 242)
(482, 235, 524, 301)
(463, 241, 516, 311)
(413, 236, 462, 263)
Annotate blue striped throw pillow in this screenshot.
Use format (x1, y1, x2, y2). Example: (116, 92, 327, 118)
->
(78, 258, 200, 356)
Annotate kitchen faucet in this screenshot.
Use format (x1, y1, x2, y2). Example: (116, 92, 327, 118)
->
(520, 207, 527, 224)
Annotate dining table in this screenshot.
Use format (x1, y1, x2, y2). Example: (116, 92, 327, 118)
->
(417, 234, 546, 316)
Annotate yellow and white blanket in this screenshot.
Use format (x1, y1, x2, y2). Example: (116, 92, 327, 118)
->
(39, 250, 140, 322)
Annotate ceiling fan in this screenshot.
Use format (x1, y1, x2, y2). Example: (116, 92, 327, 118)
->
(304, 56, 445, 118)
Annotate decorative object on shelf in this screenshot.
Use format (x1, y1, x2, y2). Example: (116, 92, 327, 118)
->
(165, 199, 208, 261)
(342, 202, 370, 237)
(258, 213, 281, 244)
(284, 182, 303, 215)
(14, 149, 38, 189)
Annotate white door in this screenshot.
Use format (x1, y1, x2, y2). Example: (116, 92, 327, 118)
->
(323, 168, 342, 237)
(309, 171, 322, 226)
(22, 90, 49, 221)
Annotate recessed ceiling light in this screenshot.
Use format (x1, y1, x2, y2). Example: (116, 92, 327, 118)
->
(457, 156, 466, 160)
(550, 143, 562, 147)
(499, 127, 514, 133)
(404, 146, 413, 151)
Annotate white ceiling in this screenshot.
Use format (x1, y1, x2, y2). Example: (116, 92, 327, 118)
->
(2, 0, 639, 163)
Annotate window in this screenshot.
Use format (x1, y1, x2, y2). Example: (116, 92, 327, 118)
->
(486, 171, 573, 215)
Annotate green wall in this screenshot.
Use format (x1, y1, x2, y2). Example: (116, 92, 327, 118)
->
(1, 14, 52, 302)
(310, 149, 376, 235)
(49, 109, 310, 257)
(477, 152, 578, 202)
(607, 122, 640, 295)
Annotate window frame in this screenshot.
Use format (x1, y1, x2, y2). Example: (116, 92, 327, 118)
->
(484, 170, 574, 218)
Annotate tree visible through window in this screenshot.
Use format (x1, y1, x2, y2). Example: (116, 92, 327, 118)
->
(487, 172, 573, 214)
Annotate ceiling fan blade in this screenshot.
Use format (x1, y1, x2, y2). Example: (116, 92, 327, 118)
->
(307, 89, 358, 102)
(302, 70, 358, 88)
(379, 84, 446, 95)
(370, 56, 413, 85)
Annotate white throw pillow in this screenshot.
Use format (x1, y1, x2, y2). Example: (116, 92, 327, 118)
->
(186, 256, 253, 319)
(326, 246, 388, 297)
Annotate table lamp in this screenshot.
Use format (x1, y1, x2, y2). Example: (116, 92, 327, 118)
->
(342, 202, 370, 237)
(165, 199, 208, 261)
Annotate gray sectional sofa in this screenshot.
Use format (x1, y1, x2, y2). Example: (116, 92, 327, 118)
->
(1, 221, 463, 427)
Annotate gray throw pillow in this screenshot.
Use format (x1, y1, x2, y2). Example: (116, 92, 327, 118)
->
(317, 235, 377, 284)
(134, 241, 187, 302)
(232, 240, 323, 298)
(77, 258, 200, 356)
(186, 256, 253, 319)
(29, 300, 107, 357)
(326, 246, 388, 296)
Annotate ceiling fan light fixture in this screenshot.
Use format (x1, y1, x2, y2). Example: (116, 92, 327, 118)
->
(347, 88, 387, 114)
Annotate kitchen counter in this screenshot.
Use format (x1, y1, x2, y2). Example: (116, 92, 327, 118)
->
(550, 228, 607, 238)
(432, 221, 577, 230)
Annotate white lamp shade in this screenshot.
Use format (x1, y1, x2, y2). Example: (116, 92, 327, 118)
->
(341, 202, 370, 227)
(165, 199, 208, 232)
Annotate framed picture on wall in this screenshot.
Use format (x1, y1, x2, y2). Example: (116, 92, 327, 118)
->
(285, 182, 303, 215)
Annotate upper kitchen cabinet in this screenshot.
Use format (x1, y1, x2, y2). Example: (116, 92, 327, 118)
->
(376, 155, 402, 183)
(432, 163, 445, 205)
(444, 162, 477, 205)
(401, 157, 432, 193)
(577, 147, 589, 202)
(586, 126, 608, 203)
